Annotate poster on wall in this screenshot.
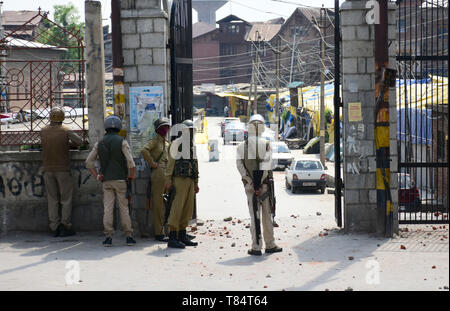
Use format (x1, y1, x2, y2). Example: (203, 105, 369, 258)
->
(129, 86, 164, 157)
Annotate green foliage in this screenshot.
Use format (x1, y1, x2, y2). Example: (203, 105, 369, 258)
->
(37, 3, 84, 71)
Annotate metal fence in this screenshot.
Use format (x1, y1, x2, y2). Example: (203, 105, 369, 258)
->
(396, 0, 449, 224)
(0, 10, 86, 146)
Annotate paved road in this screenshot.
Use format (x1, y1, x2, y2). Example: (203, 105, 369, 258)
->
(196, 117, 335, 221)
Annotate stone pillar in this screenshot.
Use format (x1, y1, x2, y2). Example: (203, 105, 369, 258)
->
(120, 0, 171, 237)
(340, 0, 398, 234)
(85, 1, 106, 145)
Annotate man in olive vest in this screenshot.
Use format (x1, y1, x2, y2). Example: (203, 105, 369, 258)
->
(236, 114, 282, 256)
(41, 106, 83, 237)
(85, 115, 137, 247)
(164, 120, 200, 249)
(141, 117, 171, 241)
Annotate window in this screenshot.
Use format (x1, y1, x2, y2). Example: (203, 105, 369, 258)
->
(295, 160, 323, 170)
(228, 24, 239, 34)
(220, 44, 236, 56)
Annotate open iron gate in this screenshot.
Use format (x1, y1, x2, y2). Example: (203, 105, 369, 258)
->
(396, 0, 449, 224)
(169, 0, 193, 125)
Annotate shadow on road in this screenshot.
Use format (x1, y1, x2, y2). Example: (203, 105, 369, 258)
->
(218, 254, 268, 266)
(0, 232, 156, 277)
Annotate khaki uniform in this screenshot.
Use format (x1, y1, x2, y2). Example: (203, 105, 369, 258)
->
(165, 137, 199, 232)
(40, 123, 82, 232)
(236, 136, 277, 251)
(85, 139, 136, 237)
(141, 134, 169, 236)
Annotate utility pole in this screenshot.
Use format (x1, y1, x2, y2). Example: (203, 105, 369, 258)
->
(248, 42, 255, 118)
(275, 37, 281, 141)
(289, 32, 297, 84)
(111, 0, 126, 135)
(319, 5, 326, 167)
(254, 31, 261, 115)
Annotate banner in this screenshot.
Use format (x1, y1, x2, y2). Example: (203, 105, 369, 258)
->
(129, 86, 164, 156)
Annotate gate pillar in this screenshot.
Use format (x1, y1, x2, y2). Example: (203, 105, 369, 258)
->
(85, 0, 106, 145)
(340, 0, 398, 234)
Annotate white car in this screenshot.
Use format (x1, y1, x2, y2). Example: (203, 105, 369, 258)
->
(285, 159, 327, 194)
(271, 142, 294, 170)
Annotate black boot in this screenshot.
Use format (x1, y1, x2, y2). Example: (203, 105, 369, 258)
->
(179, 230, 198, 247)
(59, 225, 76, 237)
(167, 231, 185, 249)
(155, 235, 169, 242)
(186, 233, 196, 240)
(53, 224, 63, 237)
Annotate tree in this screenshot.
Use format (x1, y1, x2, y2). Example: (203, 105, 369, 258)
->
(37, 3, 84, 70)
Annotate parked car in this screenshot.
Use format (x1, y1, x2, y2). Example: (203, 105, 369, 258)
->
(221, 117, 240, 137)
(271, 142, 294, 170)
(398, 173, 422, 212)
(285, 159, 327, 194)
(224, 122, 247, 145)
(0, 111, 36, 124)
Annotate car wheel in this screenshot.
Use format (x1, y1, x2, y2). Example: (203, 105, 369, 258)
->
(320, 187, 325, 194)
(285, 179, 291, 190)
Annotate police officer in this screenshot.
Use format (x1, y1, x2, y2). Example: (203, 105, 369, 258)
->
(85, 115, 137, 247)
(164, 120, 199, 249)
(236, 114, 282, 256)
(41, 106, 83, 237)
(141, 117, 170, 241)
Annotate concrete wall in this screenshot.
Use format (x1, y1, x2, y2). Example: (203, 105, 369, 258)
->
(0, 150, 154, 237)
(341, 0, 398, 234)
(0, 151, 104, 234)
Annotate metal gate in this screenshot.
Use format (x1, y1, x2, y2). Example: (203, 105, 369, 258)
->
(169, 0, 193, 125)
(396, 0, 449, 224)
(0, 10, 86, 147)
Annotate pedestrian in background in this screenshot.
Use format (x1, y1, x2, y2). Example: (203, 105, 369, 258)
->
(41, 106, 83, 237)
(224, 105, 230, 117)
(85, 115, 137, 247)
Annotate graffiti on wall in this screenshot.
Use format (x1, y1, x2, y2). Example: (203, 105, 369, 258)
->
(0, 162, 91, 200)
(346, 123, 371, 175)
